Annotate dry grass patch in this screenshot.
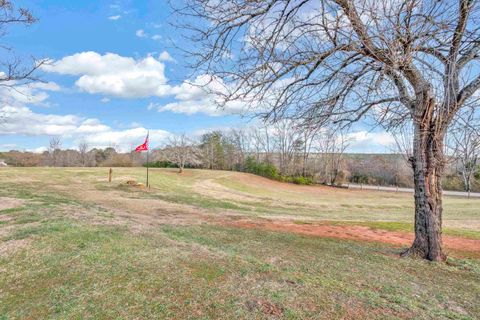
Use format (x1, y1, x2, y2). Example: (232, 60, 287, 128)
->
(0, 197, 24, 211)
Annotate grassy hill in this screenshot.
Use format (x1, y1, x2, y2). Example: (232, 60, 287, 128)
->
(0, 168, 479, 319)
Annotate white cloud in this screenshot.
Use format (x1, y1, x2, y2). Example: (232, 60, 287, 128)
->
(100, 97, 110, 103)
(347, 130, 396, 152)
(42, 51, 171, 98)
(147, 102, 159, 110)
(75, 119, 111, 134)
(29, 146, 48, 153)
(0, 104, 79, 136)
(42, 52, 256, 117)
(136, 29, 147, 38)
(0, 81, 60, 106)
(108, 15, 121, 20)
(0, 104, 171, 152)
(82, 127, 170, 152)
(153, 75, 247, 116)
(158, 51, 174, 62)
(151, 34, 162, 41)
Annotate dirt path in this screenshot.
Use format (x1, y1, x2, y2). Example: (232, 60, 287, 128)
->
(220, 218, 480, 256)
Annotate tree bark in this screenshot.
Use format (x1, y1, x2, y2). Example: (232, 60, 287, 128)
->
(404, 113, 447, 261)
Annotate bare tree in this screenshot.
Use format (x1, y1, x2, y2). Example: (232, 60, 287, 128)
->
(78, 141, 89, 167)
(317, 129, 349, 185)
(175, 0, 480, 261)
(0, 1, 46, 90)
(228, 128, 249, 170)
(166, 134, 194, 173)
(299, 123, 322, 177)
(48, 136, 62, 167)
(250, 125, 274, 163)
(448, 108, 480, 195)
(272, 119, 302, 175)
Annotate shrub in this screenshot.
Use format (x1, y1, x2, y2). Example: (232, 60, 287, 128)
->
(443, 174, 465, 191)
(291, 176, 313, 185)
(350, 173, 369, 184)
(244, 156, 279, 179)
(144, 161, 199, 169)
(144, 160, 177, 168)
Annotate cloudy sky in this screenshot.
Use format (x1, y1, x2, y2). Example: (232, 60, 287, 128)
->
(0, 0, 395, 153)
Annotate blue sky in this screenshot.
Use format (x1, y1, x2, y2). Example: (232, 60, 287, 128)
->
(0, 0, 395, 153)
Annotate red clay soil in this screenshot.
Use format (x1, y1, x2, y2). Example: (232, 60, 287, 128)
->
(220, 219, 480, 256)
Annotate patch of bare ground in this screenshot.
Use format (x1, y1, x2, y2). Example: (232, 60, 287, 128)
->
(245, 299, 284, 317)
(219, 218, 480, 257)
(194, 176, 322, 211)
(0, 197, 23, 211)
(66, 189, 209, 229)
(0, 215, 13, 223)
(95, 175, 139, 183)
(192, 178, 263, 203)
(0, 239, 31, 256)
(43, 176, 210, 228)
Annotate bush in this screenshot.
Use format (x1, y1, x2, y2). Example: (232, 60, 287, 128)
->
(443, 174, 465, 191)
(244, 156, 279, 179)
(291, 176, 313, 185)
(244, 156, 313, 185)
(350, 173, 369, 184)
(144, 161, 198, 169)
(144, 160, 177, 168)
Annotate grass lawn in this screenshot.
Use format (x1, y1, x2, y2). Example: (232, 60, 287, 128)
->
(0, 168, 479, 319)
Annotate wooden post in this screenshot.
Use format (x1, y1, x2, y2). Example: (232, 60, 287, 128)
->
(108, 168, 112, 183)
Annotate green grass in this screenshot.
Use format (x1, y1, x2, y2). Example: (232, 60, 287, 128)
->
(1, 218, 479, 319)
(0, 167, 479, 319)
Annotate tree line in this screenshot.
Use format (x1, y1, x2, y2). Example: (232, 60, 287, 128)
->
(2, 118, 478, 192)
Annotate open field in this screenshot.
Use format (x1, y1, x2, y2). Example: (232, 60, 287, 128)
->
(1, 167, 479, 319)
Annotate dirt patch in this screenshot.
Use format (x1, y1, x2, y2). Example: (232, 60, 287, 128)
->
(221, 219, 480, 256)
(192, 179, 263, 203)
(0, 197, 24, 211)
(70, 189, 209, 228)
(245, 299, 284, 317)
(0, 239, 31, 256)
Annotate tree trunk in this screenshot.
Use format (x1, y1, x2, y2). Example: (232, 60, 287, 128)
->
(404, 117, 446, 261)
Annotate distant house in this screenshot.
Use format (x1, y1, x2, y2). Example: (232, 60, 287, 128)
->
(0, 160, 7, 167)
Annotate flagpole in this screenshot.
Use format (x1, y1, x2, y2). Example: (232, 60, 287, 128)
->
(146, 148, 149, 188)
(146, 131, 149, 188)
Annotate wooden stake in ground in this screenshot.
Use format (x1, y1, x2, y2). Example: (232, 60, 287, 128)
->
(108, 168, 112, 183)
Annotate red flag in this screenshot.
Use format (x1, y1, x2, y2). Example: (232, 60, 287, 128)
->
(134, 132, 149, 152)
